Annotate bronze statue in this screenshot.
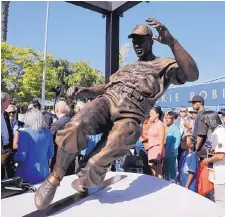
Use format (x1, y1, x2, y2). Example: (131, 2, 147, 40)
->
(35, 18, 199, 210)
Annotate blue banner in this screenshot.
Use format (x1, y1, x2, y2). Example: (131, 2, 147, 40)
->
(156, 82, 225, 107)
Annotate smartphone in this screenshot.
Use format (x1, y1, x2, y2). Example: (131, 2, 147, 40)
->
(149, 159, 156, 164)
(208, 153, 214, 158)
(208, 163, 213, 169)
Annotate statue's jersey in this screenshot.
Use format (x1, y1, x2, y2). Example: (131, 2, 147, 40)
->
(103, 57, 184, 123)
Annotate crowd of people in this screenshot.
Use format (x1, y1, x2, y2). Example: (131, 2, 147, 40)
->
(1, 91, 225, 209)
(132, 95, 225, 209)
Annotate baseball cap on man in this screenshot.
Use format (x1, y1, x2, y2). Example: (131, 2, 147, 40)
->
(188, 95, 204, 104)
(218, 109, 225, 115)
(128, 24, 153, 38)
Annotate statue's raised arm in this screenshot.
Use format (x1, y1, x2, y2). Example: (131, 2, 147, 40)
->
(146, 18, 199, 82)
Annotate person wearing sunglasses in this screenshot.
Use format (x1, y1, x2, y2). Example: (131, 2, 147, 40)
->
(184, 108, 198, 135)
(188, 107, 197, 121)
(6, 105, 24, 135)
(176, 106, 189, 163)
(178, 107, 189, 135)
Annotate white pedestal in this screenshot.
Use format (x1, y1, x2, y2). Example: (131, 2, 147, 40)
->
(1, 172, 224, 217)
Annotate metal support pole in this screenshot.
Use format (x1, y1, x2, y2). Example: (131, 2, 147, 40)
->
(41, 1, 50, 109)
(105, 11, 120, 83)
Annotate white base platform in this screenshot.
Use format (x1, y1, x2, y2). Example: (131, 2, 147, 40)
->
(1, 172, 225, 217)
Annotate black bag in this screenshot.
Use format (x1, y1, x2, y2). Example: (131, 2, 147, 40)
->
(123, 152, 144, 169)
(1, 177, 36, 199)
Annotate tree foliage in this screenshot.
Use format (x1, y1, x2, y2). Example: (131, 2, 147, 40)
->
(1, 42, 58, 102)
(69, 61, 104, 87)
(1, 42, 105, 104)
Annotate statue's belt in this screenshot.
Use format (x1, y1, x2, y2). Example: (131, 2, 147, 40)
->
(109, 85, 144, 102)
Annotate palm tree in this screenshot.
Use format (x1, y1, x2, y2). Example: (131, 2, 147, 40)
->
(1, 1, 10, 42)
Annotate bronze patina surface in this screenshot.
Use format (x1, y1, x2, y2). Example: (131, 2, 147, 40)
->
(35, 18, 199, 210)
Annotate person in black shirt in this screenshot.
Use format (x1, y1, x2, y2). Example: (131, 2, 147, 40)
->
(188, 95, 207, 152)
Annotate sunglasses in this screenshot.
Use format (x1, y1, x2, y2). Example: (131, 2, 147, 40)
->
(192, 101, 201, 104)
(8, 111, 16, 115)
(180, 110, 187, 113)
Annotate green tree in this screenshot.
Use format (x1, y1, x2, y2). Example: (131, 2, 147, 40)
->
(1, 42, 58, 103)
(20, 55, 59, 102)
(68, 61, 104, 87)
(50, 58, 75, 98)
(1, 42, 105, 103)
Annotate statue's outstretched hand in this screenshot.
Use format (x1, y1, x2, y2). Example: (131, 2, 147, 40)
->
(66, 86, 78, 97)
(66, 86, 89, 98)
(145, 18, 175, 46)
(75, 87, 90, 98)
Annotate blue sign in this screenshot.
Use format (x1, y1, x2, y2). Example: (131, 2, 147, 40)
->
(156, 82, 225, 107)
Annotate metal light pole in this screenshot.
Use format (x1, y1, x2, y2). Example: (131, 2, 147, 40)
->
(41, 1, 50, 109)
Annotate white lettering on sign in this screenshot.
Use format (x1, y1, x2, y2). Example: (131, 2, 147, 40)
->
(161, 95, 166, 103)
(175, 93, 179, 102)
(199, 91, 207, 99)
(212, 89, 217, 99)
(190, 92, 195, 101)
(158, 86, 225, 106)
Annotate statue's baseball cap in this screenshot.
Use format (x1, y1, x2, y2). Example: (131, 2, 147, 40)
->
(128, 24, 153, 38)
(188, 95, 204, 104)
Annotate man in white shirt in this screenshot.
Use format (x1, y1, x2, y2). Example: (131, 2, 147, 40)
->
(176, 106, 189, 163)
(186, 107, 197, 134)
(202, 111, 225, 209)
(178, 106, 189, 135)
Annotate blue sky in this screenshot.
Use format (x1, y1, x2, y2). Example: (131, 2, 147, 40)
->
(7, 1, 225, 85)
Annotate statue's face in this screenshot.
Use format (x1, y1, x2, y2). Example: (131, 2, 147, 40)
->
(132, 35, 152, 58)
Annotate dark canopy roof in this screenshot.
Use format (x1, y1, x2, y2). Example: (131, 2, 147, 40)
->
(67, 1, 141, 15)
(66, 1, 143, 82)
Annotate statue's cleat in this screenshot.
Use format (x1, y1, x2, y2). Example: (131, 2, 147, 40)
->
(71, 179, 88, 194)
(34, 179, 59, 210)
